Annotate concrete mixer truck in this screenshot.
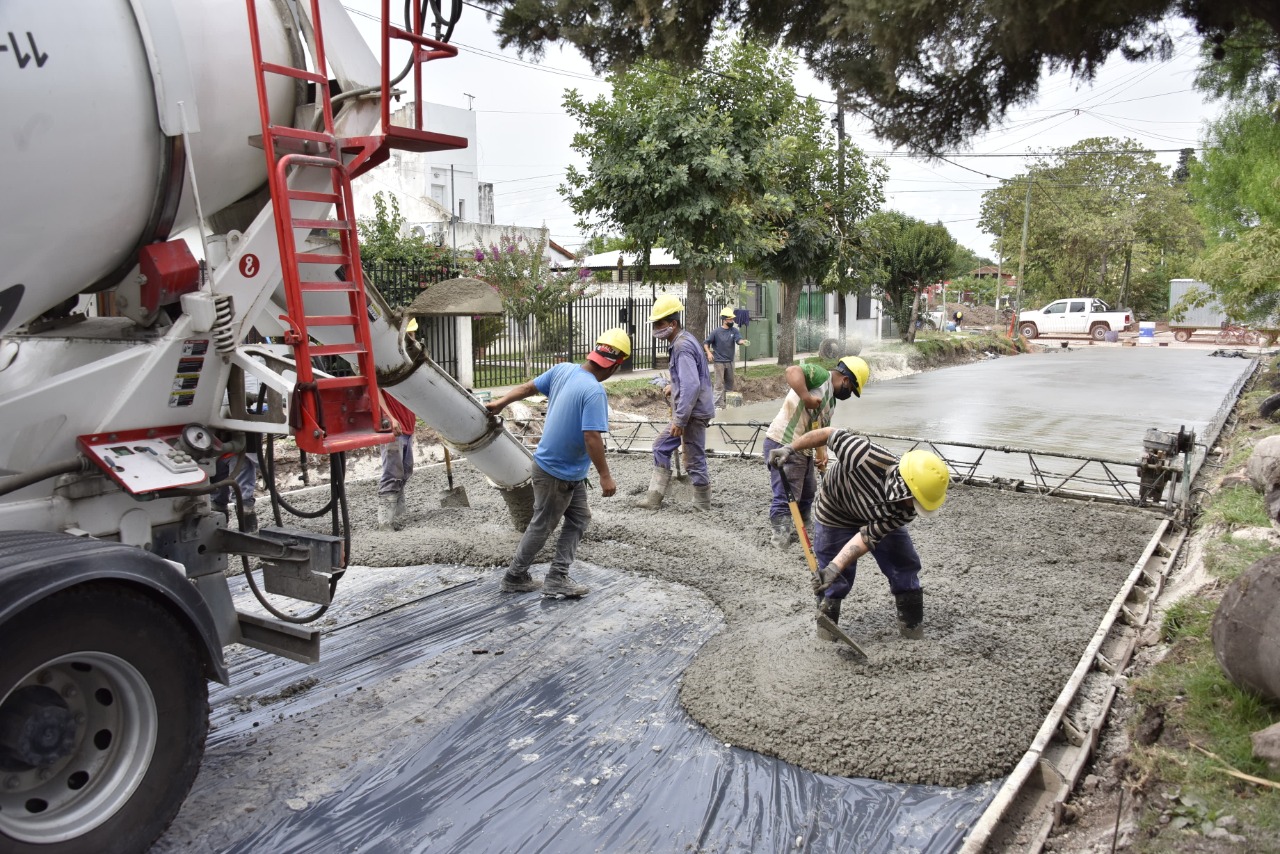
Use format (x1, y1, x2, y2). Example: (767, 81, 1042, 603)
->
(0, 2, 534, 851)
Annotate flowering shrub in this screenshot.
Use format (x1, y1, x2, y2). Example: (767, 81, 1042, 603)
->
(467, 230, 597, 376)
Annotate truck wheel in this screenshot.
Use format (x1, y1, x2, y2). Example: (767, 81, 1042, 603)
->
(0, 583, 208, 854)
(1018, 322, 1038, 339)
(1090, 323, 1109, 341)
(1174, 329, 1191, 343)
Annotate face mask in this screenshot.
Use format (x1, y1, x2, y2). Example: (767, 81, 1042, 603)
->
(834, 383, 852, 401)
(724, 319, 734, 327)
(653, 326, 674, 340)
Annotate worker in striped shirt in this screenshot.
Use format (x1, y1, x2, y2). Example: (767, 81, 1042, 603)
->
(769, 428, 949, 641)
(762, 357, 869, 549)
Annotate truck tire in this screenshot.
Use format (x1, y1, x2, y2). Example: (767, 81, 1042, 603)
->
(1174, 329, 1191, 343)
(1090, 323, 1109, 341)
(0, 583, 208, 854)
(1018, 322, 1038, 339)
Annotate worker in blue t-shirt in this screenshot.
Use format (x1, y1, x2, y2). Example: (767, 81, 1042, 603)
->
(484, 328, 631, 598)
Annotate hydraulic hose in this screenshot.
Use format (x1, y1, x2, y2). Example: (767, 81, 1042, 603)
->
(0, 457, 91, 497)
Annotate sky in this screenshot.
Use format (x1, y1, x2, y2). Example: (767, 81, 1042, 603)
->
(341, 3, 1219, 260)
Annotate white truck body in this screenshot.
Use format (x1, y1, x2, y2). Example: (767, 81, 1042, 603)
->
(1017, 298, 1133, 340)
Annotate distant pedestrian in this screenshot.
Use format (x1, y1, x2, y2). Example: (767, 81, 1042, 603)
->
(704, 306, 747, 407)
(763, 357, 868, 548)
(485, 328, 631, 597)
(635, 295, 715, 511)
(768, 429, 949, 642)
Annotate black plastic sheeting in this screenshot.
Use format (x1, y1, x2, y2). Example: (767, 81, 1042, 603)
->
(157, 564, 999, 853)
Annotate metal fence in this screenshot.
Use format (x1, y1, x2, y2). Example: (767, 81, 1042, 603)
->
(365, 261, 461, 378)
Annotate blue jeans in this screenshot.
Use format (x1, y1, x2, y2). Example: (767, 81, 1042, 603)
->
(508, 461, 591, 576)
(214, 452, 259, 510)
(811, 520, 922, 601)
(763, 437, 816, 521)
(652, 416, 710, 487)
(379, 434, 414, 495)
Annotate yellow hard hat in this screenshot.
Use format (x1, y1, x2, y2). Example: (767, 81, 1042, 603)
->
(649, 294, 684, 323)
(588, 327, 631, 367)
(720, 306, 736, 318)
(596, 327, 632, 358)
(898, 450, 949, 513)
(835, 356, 870, 398)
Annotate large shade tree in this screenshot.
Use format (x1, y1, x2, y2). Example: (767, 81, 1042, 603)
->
(977, 138, 1201, 315)
(1182, 102, 1280, 326)
(752, 95, 886, 365)
(858, 211, 957, 342)
(562, 32, 795, 339)
(474, 1, 1279, 152)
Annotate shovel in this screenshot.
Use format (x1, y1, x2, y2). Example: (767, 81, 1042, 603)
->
(440, 446, 470, 507)
(667, 398, 691, 483)
(773, 459, 867, 660)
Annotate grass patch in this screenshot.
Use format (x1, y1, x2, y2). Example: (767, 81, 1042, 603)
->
(1203, 535, 1278, 582)
(1200, 485, 1270, 530)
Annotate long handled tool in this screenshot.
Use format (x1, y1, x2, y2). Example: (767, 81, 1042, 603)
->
(775, 462, 867, 659)
(440, 446, 470, 507)
(666, 395, 690, 483)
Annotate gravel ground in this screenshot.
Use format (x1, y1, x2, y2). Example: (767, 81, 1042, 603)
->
(280, 445, 1160, 789)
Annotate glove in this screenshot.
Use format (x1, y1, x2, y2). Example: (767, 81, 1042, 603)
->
(767, 445, 795, 470)
(811, 564, 841, 595)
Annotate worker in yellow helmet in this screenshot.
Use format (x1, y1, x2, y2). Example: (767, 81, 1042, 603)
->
(634, 294, 716, 511)
(485, 328, 631, 597)
(763, 356, 869, 550)
(768, 429, 948, 642)
(703, 306, 748, 407)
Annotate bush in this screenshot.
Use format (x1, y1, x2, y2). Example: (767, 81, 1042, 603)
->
(472, 316, 505, 350)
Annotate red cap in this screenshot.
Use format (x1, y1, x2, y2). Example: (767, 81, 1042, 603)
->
(587, 343, 627, 367)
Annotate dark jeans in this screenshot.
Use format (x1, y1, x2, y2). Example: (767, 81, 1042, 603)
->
(811, 520, 922, 601)
(763, 437, 816, 521)
(508, 461, 591, 577)
(379, 434, 414, 495)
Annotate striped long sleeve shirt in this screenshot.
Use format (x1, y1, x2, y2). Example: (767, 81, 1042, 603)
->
(814, 430, 916, 549)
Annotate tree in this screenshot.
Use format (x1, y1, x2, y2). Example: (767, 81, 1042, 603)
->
(1181, 100, 1280, 325)
(475, 1, 1279, 151)
(860, 212, 957, 341)
(752, 95, 886, 365)
(357, 192, 454, 269)
(562, 32, 795, 339)
(467, 229, 596, 379)
(977, 138, 1201, 313)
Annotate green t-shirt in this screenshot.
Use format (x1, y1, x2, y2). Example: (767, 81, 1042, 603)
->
(765, 364, 835, 445)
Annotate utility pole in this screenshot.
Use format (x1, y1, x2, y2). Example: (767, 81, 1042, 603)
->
(834, 91, 847, 341)
(1010, 175, 1032, 337)
(994, 218, 1006, 310)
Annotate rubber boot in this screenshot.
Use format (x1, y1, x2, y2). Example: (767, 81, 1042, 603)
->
(815, 596, 842, 642)
(377, 492, 398, 531)
(395, 490, 407, 525)
(500, 570, 543, 593)
(691, 484, 711, 512)
(542, 568, 589, 598)
(634, 466, 671, 509)
(769, 517, 791, 549)
(242, 509, 259, 533)
(895, 589, 924, 639)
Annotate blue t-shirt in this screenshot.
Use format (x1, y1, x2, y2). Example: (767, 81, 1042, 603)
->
(704, 325, 742, 362)
(532, 362, 609, 481)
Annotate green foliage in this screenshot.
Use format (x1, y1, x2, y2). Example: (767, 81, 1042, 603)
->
(1203, 536, 1277, 582)
(466, 229, 595, 378)
(562, 30, 799, 334)
(1201, 484, 1270, 530)
(475, 0, 1263, 151)
(537, 313, 573, 354)
(1159, 595, 1214, 644)
(977, 138, 1201, 310)
(471, 316, 505, 350)
(1194, 17, 1280, 104)
(357, 192, 455, 268)
(858, 211, 957, 338)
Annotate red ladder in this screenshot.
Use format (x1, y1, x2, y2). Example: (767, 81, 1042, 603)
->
(245, 0, 390, 455)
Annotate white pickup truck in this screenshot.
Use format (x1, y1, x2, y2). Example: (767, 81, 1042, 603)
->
(1017, 298, 1134, 340)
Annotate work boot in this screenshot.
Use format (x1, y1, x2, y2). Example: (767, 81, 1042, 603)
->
(395, 490, 406, 520)
(691, 484, 712, 512)
(634, 466, 671, 509)
(377, 492, 400, 532)
(500, 570, 543, 593)
(895, 589, 924, 639)
(242, 509, 259, 533)
(815, 596, 842, 642)
(769, 517, 791, 549)
(542, 568, 589, 598)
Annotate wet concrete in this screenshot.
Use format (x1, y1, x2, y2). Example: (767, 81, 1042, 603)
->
(155, 348, 1251, 850)
(718, 347, 1254, 458)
